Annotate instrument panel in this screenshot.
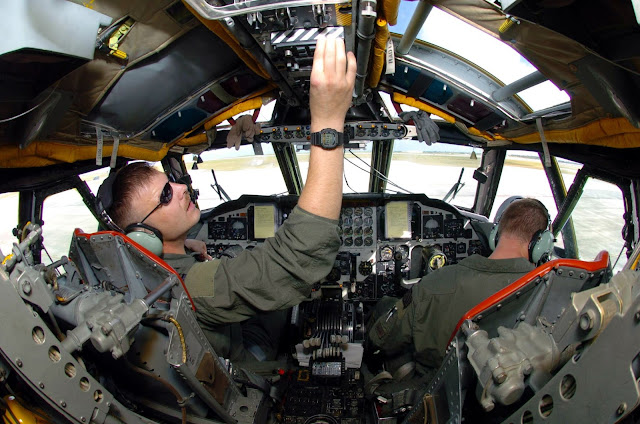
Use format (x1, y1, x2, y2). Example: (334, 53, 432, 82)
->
(196, 194, 487, 300)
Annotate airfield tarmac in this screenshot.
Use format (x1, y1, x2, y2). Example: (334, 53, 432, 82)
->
(0, 153, 627, 273)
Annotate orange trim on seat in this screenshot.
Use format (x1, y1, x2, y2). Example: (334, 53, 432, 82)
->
(448, 251, 610, 345)
(73, 229, 196, 311)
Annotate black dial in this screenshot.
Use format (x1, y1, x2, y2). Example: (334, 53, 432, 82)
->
(359, 261, 373, 276)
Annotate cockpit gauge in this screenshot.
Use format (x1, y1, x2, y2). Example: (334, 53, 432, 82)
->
(342, 208, 353, 216)
(363, 226, 373, 236)
(344, 237, 353, 246)
(343, 226, 353, 236)
(228, 217, 248, 240)
(364, 216, 373, 226)
(354, 237, 363, 246)
(364, 236, 373, 246)
(354, 227, 363, 236)
(353, 216, 363, 226)
(354, 207, 363, 216)
(364, 207, 373, 217)
(380, 246, 394, 261)
(359, 261, 373, 276)
(396, 245, 409, 261)
(423, 214, 444, 238)
(208, 221, 227, 240)
(343, 216, 353, 227)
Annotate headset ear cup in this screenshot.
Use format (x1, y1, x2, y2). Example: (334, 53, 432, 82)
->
(529, 230, 554, 264)
(124, 223, 164, 256)
(489, 224, 499, 251)
(126, 231, 164, 256)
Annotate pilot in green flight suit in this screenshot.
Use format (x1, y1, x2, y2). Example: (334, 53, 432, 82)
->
(163, 207, 340, 361)
(104, 37, 357, 362)
(368, 199, 549, 380)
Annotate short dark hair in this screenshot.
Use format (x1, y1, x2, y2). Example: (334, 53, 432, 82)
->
(499, 198, 549, 243)
(108, 162, 159, 229)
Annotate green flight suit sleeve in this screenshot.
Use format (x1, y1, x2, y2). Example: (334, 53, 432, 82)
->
(185, 206, 340, 325)
(368, 291, 417, 356)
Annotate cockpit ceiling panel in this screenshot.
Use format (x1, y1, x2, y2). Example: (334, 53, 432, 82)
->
(86, 25, 260, 137)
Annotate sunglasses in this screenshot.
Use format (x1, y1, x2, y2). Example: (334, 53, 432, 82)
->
(140, 181, 173, 223)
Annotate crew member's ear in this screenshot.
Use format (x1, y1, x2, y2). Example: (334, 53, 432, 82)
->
(124, 223, 163, 256)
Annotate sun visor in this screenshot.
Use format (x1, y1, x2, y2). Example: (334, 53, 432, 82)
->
(86, 26, 252, 137)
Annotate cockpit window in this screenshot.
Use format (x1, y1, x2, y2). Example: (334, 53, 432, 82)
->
(387, 141, 480, 209)
(42, 188, 99, 262)
(571, 178, 626, 273)
(491, 151, 563, 221)
(393, 3, 570, 111)
(0, 192, 18, 257)
(189, 144, 288, 210)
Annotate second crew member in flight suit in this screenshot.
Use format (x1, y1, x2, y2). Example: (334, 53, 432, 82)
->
(368, 199, 552, 382)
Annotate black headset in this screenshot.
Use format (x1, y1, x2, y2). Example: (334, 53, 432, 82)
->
(96, 169, 165, 256)
(489, 197, 554, 264)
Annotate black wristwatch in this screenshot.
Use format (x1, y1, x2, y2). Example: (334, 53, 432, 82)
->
(310, 128, 347, 149)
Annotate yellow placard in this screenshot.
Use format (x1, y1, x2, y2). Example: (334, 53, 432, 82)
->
(385, 201, 411, 239)
(254, 205, 275, 239)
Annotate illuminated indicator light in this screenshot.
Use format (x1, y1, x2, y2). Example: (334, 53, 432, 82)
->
(272, 128, 276, 132)
(371, 124, 375, 128)
(306, 135, 311, 140)
(358, 125, 363, 128)
(470, 99, 475, 107)
(383, 125, 388, 129)
(284, 127, 288, 131)
(296, 127, 300, 130)
(277, 369, 285, 376)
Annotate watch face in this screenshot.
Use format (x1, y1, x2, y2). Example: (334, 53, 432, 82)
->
(320, 130, 338, 148)
(311, 128, 344, 149)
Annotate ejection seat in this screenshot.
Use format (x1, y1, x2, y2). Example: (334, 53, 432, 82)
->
(449, 251, 611, 346)
(67, 229, 264, 423)
(404, 251, 612, 424)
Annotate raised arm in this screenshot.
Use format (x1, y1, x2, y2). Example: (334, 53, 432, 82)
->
(297, 36, 357, 220)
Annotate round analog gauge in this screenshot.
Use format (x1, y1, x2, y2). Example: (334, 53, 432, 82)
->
(343, 216, 353, 227)
(364, 207, 373, 216)
(354, 207, 363, 216)
(342, 208, 353, 217)
(396, 245, 409, 260)
(353, 216, 363, 226)
(359, 261, 373, 276)
(364, 236, 373, 246)
(380, 246, 394, 261)
(354, 237, 363, 246)
(354, 227, 363, 236)
(364, 217, 373, 226)
(363, 226, 373, 236)
(344, 237, 353, 246)
(343, 226, 353, 236)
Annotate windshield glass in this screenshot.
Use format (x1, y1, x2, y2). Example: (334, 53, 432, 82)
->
(393, 3, 570, 111)
(190, 144, 288, 210)
(387, 140, 480, 208)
